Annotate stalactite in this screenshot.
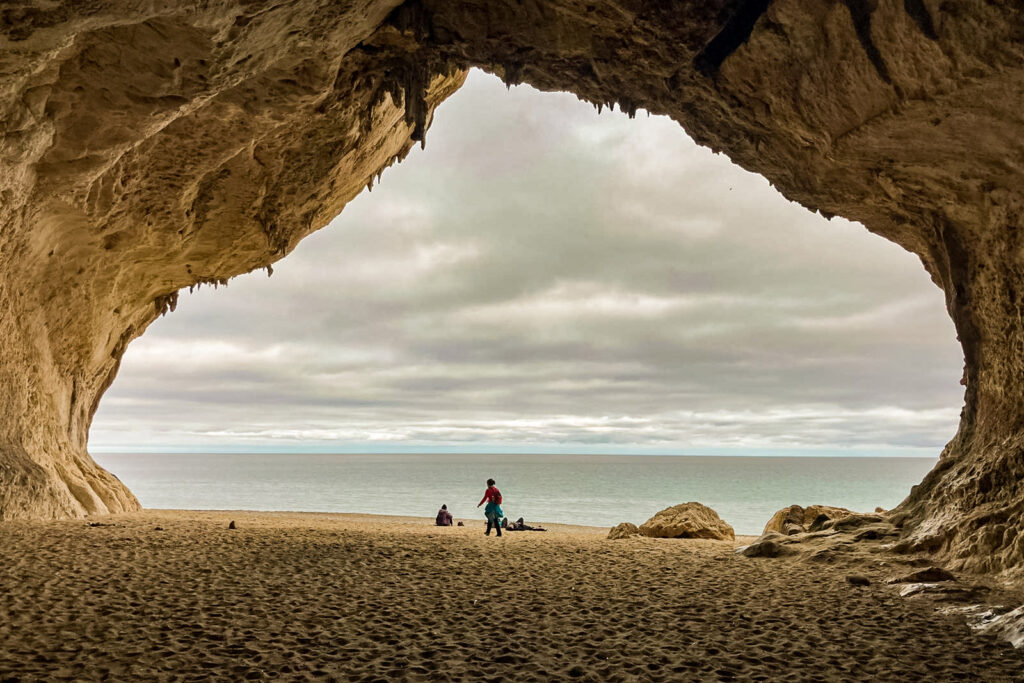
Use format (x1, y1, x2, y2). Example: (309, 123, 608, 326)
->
(402, 57, 430, 148)
(154, 292, 179, 316)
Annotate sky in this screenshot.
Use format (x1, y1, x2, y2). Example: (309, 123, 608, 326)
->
(90, 69, 966, 456)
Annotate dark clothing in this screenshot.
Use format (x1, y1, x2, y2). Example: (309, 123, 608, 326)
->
(486, 517, 502, 536)
(435, 509, 453, 526)
(506, 517, 545, 532)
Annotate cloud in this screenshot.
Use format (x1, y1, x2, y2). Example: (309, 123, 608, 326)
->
(90, 70, 965, 455)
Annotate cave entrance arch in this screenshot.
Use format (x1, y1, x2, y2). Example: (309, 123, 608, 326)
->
(90, 70, 962, 533)
(2, 0, 1023, 572)
(94, 69, 958, 511)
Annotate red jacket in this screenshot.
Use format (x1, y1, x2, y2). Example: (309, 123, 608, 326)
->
(478, 486, 502, 506)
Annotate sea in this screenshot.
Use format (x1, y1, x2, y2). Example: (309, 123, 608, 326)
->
(93, 453, 936, 537)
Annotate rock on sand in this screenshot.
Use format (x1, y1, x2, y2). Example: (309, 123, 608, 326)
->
(762, 504, 854, 536)
(607, 522, 640, 539)
(639, 502, 735, 540)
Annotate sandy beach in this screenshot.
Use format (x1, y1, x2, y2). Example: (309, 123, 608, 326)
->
(2, 510, 1023, 681)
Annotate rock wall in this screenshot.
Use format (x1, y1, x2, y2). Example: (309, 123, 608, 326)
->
(0, 0, 464, 518)
(2, 0, 1024, 573)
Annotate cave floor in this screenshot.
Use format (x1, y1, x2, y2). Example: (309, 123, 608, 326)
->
(1, 510, 1022, 681)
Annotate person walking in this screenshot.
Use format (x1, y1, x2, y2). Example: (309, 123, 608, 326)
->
(477, 478, 504, 536)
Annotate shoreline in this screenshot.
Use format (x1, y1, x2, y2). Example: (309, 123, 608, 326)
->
(2, 509, 1021, 680)
(148, 508, 616, 535)
(131, 508, 761, 542)
(93, 451, 935, 537)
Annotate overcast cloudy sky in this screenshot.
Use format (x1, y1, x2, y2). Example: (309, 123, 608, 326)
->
(90, 70, 965, 456)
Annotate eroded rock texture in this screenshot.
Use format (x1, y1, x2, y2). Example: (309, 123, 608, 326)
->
(2, 0, 1024, 573)
(763, 504, 854, 536)
(0, 0, 463, 518)
(640, 502, 736, 541)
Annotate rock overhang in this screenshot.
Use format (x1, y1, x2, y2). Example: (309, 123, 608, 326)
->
(2, 0, 1024, 574)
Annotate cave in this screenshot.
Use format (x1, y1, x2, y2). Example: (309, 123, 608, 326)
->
(1, 0, 1023, 574)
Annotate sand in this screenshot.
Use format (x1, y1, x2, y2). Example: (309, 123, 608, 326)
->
(2, 510, 1023, 681)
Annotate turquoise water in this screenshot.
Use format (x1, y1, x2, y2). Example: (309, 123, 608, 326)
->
(94, 453, 936, 536)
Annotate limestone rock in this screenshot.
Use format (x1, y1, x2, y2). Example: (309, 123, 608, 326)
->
(943, 605, 1024, 649)
(826, 514, 886, 532)
(807, 515, 833, 533)
(607, 522, 640, 540)
(0, 0, 464, 519)
(738, 537, 794, 558)
(0, 0, 1024, 575)
(762, 505, 855, 536)
(639, 503, 734, 541)
(853, 524, 900, 542)
(888, 567, 956, 584)
(899, 583, 990, 602)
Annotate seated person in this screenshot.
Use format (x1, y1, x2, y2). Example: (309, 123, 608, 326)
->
(435, 504, 453, 526)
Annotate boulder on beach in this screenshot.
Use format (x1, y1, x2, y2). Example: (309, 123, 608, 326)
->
(888, 567, 956, 584)
(762, 504, 854, 536)
(738, 537, 794, 558)
(899, 583, 990, 601)
(639, 502, 735, 540)
(608, 522, 640, 540)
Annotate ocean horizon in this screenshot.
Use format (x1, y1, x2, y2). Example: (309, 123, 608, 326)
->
(95, 452, 936, 536)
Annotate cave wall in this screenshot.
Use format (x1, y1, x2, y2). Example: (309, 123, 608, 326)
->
(0, 0, 464, 517)
(404, 0, 1024, 573)
(2, 0, 1024, 572)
